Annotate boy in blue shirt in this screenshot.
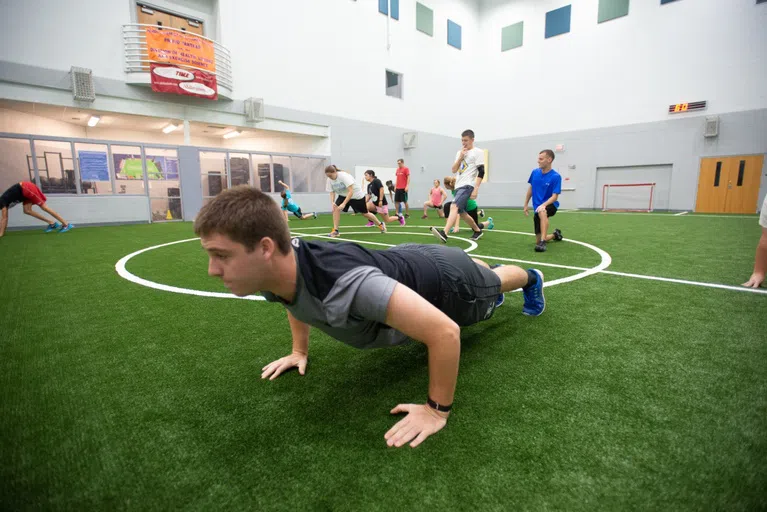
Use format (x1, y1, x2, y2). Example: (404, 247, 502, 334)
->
(523, 150, 563, 252)
(278, 181, 317, 221)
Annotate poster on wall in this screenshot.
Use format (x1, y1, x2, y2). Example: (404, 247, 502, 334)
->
(78, 151, 110, 181)
(113, 154, 179, 180)
(150, 63, 218, 100)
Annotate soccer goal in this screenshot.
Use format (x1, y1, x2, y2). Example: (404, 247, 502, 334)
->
(601, 183, 656, 212)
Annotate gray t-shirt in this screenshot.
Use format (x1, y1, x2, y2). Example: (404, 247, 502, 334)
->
(262, 239, 442, 349)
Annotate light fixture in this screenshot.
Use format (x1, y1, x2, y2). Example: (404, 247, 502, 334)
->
(222, 130, 241, 139)
(87, 115, 100, 127)
(162, 123, 180, 134)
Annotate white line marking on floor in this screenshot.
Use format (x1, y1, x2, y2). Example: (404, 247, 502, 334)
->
(675, 211, 688, 216)
(115, 238, 266, 301)
(291, 231, 479, 253)
(600, 270, 767, 295)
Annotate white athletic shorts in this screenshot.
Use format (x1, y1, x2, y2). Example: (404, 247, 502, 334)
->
(760, 195, 767, 229)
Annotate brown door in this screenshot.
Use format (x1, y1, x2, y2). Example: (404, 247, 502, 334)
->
(696, 155, 765, 213)
(137, 5, 171, 28)
(695, 158, 729, 213)
(724, 155, 763, 213)
(170, 14, 205, 36)
(137, 5, 172, 71)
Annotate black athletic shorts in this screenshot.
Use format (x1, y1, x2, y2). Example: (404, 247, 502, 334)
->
(394, 189, 408, 203)
(533, 204, 557, 234)
(443, 202, 480, 227)
(336, 195, 368, 214)
(391, 244, 501, 326)
(292, 208, 304, 219)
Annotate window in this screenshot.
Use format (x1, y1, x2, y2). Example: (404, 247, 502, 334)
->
(113, 145, 146, 195)
(272, 156, 291, 192)
(251, 154, 272, 192)
(0, 138, 33, 193)
(200, 151, 227, 199)
(290, 157, 328, 193)
(146, 147, 181, 221)
(33, 140, 76, 194)
(447, 20, 462, 49)
(75, 143, 113, 194)
(229, 153, 251, 187)
(386, 70, 403, 99)
(545, 5, 572, 39)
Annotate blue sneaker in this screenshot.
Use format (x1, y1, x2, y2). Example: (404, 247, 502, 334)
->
(495, 293, 505, 308)
(522, 269, 545, 316)
(44, 222, 61, 233)
(58, 223, 74, 233)
(487, 217, 494, 230)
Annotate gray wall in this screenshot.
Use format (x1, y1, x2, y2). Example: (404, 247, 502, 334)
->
(484, 109, 767, 211)
(178, 146, 203, 221)
(6, 195, 149, 227)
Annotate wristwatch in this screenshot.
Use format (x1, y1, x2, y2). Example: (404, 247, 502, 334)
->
(427, 397, 452, 412)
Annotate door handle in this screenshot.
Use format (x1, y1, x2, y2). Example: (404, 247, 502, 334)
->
(728, 182, 732, 189)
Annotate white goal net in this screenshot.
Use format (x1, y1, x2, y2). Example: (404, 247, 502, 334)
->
(601, 183, 656, 212)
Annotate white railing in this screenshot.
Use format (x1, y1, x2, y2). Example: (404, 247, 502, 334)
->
(122, 24, 233, 91)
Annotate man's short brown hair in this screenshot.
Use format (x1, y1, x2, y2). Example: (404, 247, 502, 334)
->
(540, 149, 555, 161)
(194, 186, 291, 255)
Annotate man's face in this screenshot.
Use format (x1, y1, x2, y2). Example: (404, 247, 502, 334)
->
(201, 233, 271, 297)
(365, 174, 374, 182)
(461, 136, 473, 148)
(538, 153, 552, 168)
(397, 161, 404, 168)
(325, 170, 338, 180)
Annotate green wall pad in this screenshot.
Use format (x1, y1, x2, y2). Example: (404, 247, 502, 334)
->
(416, 2, 434, 36)
(501, 22, 524, 51)
(598, 0, 629, 23)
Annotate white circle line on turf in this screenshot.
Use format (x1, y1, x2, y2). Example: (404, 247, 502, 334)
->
(478, 229, 612, 291)
(291, 231, 478, 253)
(114, 237, 266, 301)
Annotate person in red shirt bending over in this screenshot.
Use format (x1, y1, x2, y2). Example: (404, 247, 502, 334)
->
(0, 181, 74, 238)
(394, 158, 410, 218)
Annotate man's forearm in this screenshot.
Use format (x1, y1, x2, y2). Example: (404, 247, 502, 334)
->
(287, 311, 310, 355)
(754, 233, 767, 276)
(426, 330, 461, 406)
(524, 190, 532, 206)
(541, 194, 559, 208)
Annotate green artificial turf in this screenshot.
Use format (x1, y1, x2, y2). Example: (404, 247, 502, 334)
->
(1, 210, 765, 510)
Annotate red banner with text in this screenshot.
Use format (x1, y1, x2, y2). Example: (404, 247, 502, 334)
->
(150, 63, 218, 100)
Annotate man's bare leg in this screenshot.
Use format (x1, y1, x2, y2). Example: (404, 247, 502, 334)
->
(24, 205, 55, 225)
(39, 204, 67, 225)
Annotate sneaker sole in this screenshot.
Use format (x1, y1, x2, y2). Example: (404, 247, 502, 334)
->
(430, 227, 447, 243)
(472, 231, 484, 241)
(522, 269, 545, 316)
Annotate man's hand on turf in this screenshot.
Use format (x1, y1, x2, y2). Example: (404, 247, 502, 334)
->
(385, 403, 448, 448)
(261, 352, 307, 380)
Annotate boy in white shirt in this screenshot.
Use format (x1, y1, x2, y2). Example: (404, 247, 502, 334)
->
(431, 130, 485, 243)
(325, 165, 385, 237)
